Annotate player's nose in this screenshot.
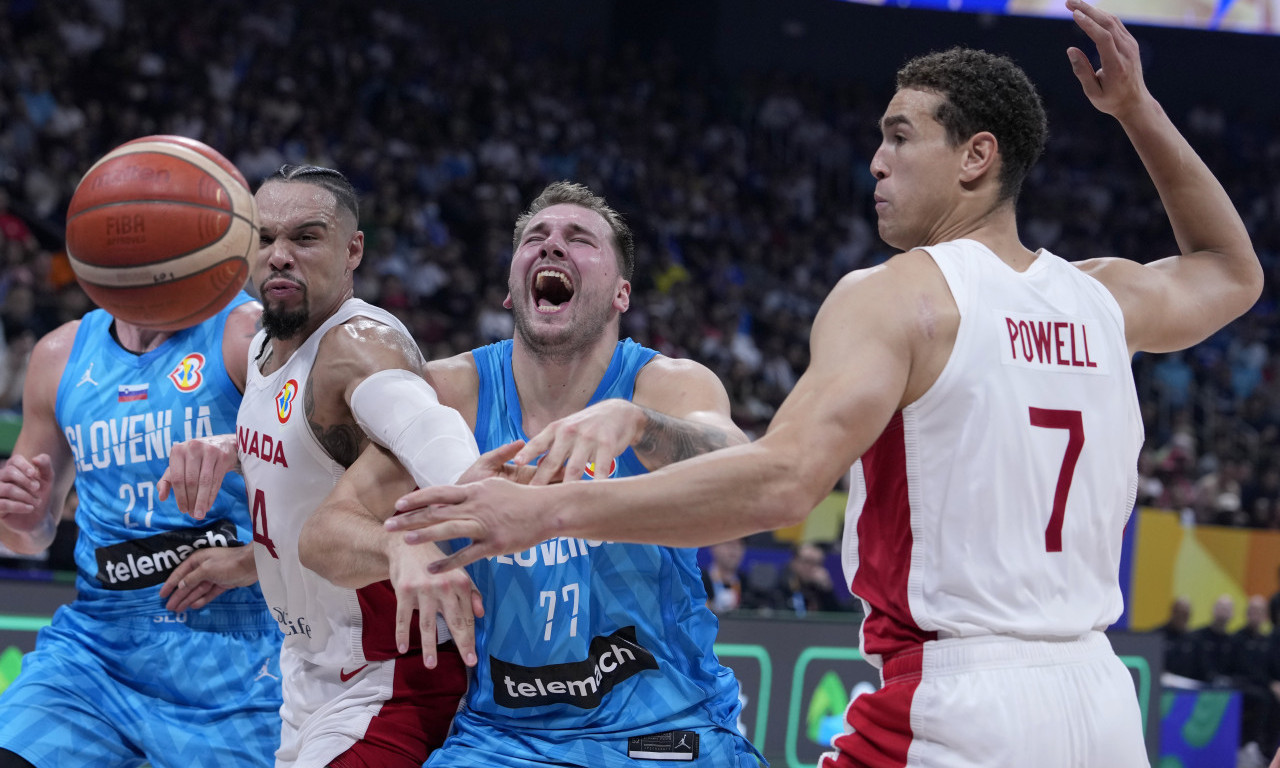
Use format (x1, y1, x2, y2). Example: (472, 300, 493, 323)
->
(870, 149, 889, 180)
(263, 240, 295, 269)
(539, 231, 568, 259)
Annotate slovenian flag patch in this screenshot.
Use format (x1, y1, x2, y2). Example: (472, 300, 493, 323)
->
(118, 383, 149, 402)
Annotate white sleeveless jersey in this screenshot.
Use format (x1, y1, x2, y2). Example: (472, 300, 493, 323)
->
(843, 240, 1142, 666)
(239, 299, 428, 670)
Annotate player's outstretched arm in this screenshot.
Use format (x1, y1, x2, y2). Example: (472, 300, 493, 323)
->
(1066, 0, 1261, 354)
(158, 433, 240, 520)
(389, 262, 919, 570)
(300, 442, 532, 668)
(0, 323, 78, 554)
(514, 356, 748, 485)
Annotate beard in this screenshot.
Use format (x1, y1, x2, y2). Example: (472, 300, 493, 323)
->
(261, 295, 309, 340)
(510, 290, 615, 363)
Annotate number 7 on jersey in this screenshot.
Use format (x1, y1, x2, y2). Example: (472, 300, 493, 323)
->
(1028, 407, 1084, 553)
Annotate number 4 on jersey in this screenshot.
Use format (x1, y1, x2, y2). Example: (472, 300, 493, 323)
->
(1029, 407, 1083, 553)
(252, 488, 279, 558)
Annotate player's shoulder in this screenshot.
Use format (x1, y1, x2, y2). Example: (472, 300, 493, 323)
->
(637, 353, 716, 385)
(1071, 255, 1143, 285)
(822, 250, 939, 313)
(304, 312, 424, 403)
(320, 313, 420, 364)
(424, 350, 479, 415)
(225, 298, 263, 331)
(222, 299, 263, 347)
(1068, 255, 1150, 310)
(32, 320, 83, 361)
(25, 320, 83, 392)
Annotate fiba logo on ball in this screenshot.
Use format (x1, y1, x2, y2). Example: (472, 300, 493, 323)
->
(65, 135, 258, 331)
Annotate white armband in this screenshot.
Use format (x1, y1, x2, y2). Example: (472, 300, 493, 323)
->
(350, 368, 479, 488)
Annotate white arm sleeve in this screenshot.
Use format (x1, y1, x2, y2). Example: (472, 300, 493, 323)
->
(349, 368, 480, 488)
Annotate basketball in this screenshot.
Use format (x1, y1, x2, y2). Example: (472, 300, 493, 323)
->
(65, 135, 257, 331)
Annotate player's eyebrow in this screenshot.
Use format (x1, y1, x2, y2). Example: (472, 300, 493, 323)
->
(881, 114, 912, 132)
(523, 221, 598, 240)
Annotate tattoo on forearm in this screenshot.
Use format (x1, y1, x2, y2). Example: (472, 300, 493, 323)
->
(634, 407, 731, 466)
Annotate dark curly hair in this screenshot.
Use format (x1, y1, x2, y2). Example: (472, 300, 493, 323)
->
(896, 48, 1047, 203)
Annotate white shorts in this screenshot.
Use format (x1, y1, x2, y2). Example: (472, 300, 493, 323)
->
(823, 631, 1149, 768)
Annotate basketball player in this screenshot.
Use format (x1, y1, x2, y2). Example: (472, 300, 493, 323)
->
(0, 292, 282, 768)
(299, 181, 764, 767)
(386, 2, 1262, 765)
(161, 164, 479, 768)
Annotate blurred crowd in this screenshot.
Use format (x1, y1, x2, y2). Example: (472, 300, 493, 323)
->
(1159, 590, 1280, 763)
(1, 0, 1279, 539)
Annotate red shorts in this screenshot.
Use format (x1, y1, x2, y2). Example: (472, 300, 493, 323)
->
(326, 644, 466, 768)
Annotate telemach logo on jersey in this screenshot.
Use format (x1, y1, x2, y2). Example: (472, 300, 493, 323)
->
(168, 352, 206, 393)
(490, 626, 658, 709)
(94, 519, 241, 590)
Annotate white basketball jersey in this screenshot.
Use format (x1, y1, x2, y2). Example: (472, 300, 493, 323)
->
(239, 299, 420, 670)
(843, 240, 1142, 666)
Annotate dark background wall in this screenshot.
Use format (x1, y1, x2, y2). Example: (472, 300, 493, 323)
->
(434, 0, 1280, 119)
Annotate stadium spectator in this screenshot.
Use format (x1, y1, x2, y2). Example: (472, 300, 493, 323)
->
(1232, 596, 1279, 763)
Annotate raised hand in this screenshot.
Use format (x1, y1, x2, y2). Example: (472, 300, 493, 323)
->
(1065, 0, 1151, 120)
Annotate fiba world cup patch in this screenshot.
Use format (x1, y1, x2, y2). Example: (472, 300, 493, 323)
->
(583, 457, 617, 479)
(168, 352, 206, 393)
(276, 379, 298, 423)
(627, 730, 699, 761)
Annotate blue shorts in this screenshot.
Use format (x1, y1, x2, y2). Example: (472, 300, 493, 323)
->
(424, 714, 764, 768)
(0, 601, 283, 768)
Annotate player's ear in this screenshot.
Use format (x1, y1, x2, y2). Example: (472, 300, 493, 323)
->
(959, 131, 998, 185)
(347, 230, 364, 272)
(614, 280, 630, 313)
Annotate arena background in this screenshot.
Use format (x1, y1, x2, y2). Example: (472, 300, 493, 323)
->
(2, 0, 1279, 765)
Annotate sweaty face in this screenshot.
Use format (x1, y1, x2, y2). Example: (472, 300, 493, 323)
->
(870, 88, 965, 251)
(254, 181, 360, 340)
(507, 203, 629, 357)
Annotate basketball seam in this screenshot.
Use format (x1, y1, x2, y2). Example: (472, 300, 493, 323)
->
(67, 214, 255, 287)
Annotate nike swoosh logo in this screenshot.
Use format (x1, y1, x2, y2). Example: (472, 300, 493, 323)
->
(339, 664, 368, 682)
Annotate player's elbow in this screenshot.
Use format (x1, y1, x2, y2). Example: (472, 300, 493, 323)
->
(1236, 252, 1265, 312)
(1216, 240, 1264, 311)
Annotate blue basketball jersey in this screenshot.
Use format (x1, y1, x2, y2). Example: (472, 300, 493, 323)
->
(465, 338, 744, 734)
(55, 293, 268, 615)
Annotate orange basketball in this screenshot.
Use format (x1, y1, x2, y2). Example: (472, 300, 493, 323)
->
(65, 135, 257, 331)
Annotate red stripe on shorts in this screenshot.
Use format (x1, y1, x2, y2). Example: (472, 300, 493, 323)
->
(822, 648, 922, 768)
(327, 644, 467, 768)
